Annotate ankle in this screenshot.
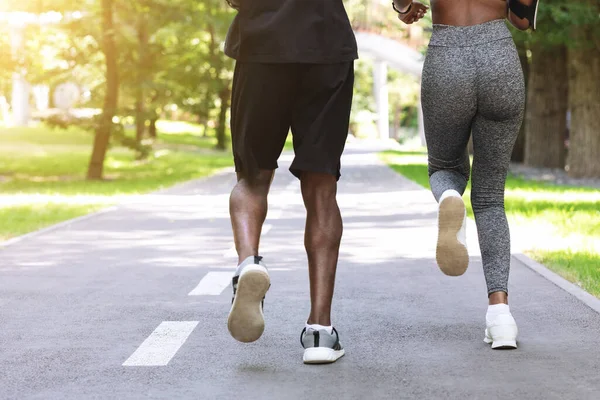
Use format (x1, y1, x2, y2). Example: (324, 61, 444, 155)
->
(307, 316, 331, 326)
(237, 250, 259, 265)
(488, 291, 508, 305)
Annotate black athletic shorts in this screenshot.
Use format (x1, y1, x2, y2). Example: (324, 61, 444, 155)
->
(230, 61, 354, 180)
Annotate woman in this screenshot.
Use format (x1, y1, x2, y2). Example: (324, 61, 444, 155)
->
(394, 0, 539, 349)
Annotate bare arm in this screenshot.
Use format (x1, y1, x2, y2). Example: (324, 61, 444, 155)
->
(393, 1, 428, 25)
(393, 0, 414, 13)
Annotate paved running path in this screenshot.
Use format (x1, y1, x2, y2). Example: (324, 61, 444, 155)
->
(1, 142, 599, 399)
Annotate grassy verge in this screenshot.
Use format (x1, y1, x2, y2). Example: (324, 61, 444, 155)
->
(0, 121, 232, 240)
(381, 149, 600, 297)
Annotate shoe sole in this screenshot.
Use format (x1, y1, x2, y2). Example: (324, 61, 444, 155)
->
(436, 196, 468, 276)
(484, 330, 518, 350)
(227, 266, 270, 343)
(303, 348, 345, 364)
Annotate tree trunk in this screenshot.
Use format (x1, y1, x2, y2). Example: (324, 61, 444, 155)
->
(512, 39, 529, 162)
(567, 34, 600, 178)
(524, 44, 568, 169)
(135, 15, 148, 144)
(216, 86, 230, 151)
(87, 0, 119, 180)
(148, 117, 157, 138)
(135, 97, 145, 142)
(197, 104, 210, 137)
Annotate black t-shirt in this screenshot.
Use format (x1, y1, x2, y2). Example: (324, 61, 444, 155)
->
(224, 0, 358, 64)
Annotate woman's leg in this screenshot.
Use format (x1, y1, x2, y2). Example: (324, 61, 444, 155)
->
(421, 46, 476, 275)
(421, 46, 475, 200)
(470, 115, 522, 300)
(471, 38, 526, 301)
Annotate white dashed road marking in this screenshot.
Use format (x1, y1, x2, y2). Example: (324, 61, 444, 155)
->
(188, 272, 233, 296)
(123, 321, 199, 367)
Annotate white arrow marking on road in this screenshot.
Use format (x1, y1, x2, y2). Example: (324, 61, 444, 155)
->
(123, 321, 198, 367)
(188, 272, 233, 296)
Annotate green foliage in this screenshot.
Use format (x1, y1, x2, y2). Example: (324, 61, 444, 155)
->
(510, 0, 600, 49)
(41, 113, 152, 158)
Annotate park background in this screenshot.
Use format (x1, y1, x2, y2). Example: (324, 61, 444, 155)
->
(0, 0, 598, 295)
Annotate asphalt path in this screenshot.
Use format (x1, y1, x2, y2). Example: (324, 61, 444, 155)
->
(1, 142, 599, 399)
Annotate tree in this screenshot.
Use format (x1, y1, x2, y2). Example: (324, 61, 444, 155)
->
(518, 5, 569, 169)
(517, 2, 600, 177)
(565, 2, 600, 178)
(216, 86, 230, 150)
(524, 43, 568, 169)
(117, 0, 196, 145)
(205, 1, 234, 150)
(88, 0, 119, 180)
(568, 21, 600, 177)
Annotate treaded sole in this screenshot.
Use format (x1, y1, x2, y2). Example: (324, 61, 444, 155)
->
(491, 341, 518, 350)
(484, 330, 518, 350)
(227, 266, 270, 343)
(436, 196, 468, 276)
(303, 348, 345, 364)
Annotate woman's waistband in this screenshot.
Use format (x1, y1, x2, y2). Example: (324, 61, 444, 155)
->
(429, 19, 512, 47)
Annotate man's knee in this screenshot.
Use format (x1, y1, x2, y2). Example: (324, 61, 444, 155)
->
(300, 172, 337, 206)
(236, 169, 274, 193)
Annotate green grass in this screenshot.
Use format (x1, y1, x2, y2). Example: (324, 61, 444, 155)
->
(0, 121, 232, 240)
(381, 149, 600, 297)
(530, 249, 600, 297)
(0, 203, 103, 239)
(284, 133, 294, 151)
(154, 120, 220, 149)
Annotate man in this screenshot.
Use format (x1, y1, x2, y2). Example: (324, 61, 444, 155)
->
(223, 0, 357, 364)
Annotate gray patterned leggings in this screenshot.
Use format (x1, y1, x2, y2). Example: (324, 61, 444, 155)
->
(421, 20, 525, 295)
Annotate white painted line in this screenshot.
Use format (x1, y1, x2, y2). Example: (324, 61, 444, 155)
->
(188, 272, 232, 296)
(123, 321, 198, 366)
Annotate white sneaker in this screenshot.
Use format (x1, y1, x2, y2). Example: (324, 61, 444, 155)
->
(436, 189, 469, 276)
(301, 327, 345, 364)
(484, 306, 518, 349)
(227, 256, 270, 343)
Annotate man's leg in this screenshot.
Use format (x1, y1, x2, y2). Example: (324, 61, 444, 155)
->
(301, 172, 342, 326)
(230, 170, 274, 264)
(290, 61, 353, 364)
(227, 170, 274, 343)
(227, 62, 294, 343)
